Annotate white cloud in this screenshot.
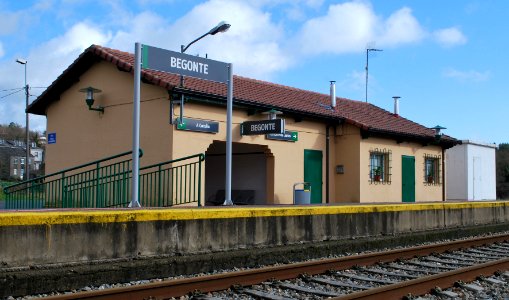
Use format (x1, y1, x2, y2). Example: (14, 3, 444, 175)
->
(296, 2, 426, 55)
(110, 0, 291, 79)
(0, 22, 111, 132)
(433, 27, 467, 48)
(378, 7, 426, 46)
(443, 68, 490, 82)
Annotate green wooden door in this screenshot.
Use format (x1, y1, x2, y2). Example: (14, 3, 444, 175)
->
(304, 149, 322, 204)
(402, 155, 415, 202)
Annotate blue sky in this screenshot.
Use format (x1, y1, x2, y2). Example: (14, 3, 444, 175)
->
(0, 0, 506, 145)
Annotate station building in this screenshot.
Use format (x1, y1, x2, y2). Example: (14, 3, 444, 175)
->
(27, 45, 458, 205)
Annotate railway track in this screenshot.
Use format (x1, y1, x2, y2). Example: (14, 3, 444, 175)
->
(44, 234, 509, 300)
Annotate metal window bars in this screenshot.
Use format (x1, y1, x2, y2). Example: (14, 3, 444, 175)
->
(423, 154, 441, 185)
(369, 148, 392, 184)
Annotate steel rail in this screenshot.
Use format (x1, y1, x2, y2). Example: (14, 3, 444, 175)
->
(43, 233, 509, 300)
(331, 258, 509, 300)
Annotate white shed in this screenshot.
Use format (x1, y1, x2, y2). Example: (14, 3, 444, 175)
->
(446, 140, 497, 200)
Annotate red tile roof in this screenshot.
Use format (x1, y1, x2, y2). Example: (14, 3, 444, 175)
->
(28, 44, 457, 146)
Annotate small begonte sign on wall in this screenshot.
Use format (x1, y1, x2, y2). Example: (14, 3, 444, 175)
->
(176, 118, 219, 133)
(241, 119, 285, 135)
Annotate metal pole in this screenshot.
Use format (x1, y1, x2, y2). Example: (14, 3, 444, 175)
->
(223, 63, 233, 205)
(365, 49, 369, 103)
(24, 64, 30, 181)
(130, 42, 141, 208)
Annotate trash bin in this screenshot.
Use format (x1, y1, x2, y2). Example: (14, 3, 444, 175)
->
(293, 182, 311, 205)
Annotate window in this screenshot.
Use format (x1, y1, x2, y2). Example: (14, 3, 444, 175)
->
(369, 149, 392, 184)
(424, 154, 441, 185)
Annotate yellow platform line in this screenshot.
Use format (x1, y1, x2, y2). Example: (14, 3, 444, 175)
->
(0, 201, 507, 227)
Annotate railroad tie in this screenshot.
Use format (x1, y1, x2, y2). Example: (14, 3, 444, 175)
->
(356, 267, 419, 279)
(386, 263, 441, 274)
(333, 272, 398, 285)
(240, 288, 294, 300)
(439, 253, 482, 262)
(277, 282, 341, 297)
(467, 248, 507, 258)
(406, 260, 458, 270)
(308, 276, 371, 290)
(422, 256, 473, 266)
(477, 246, 509, 255)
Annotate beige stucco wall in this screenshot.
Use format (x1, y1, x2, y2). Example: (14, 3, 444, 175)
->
(359, 137, 443, 202)
(173, 102, 327, 204)
(333, 124, 361, 203)
(45, 62, 171, 174)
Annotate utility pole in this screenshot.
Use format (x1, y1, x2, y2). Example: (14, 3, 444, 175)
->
(365, 48, 382, 103)
(16, 58, 30, 180)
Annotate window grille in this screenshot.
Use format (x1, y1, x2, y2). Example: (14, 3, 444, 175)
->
(424, 154, 441, 185)
(369, 148, 392, 184)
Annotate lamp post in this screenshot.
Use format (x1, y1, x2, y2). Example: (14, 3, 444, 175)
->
(179, 21, 231, 124)
(179, 21, 233, 206)
(16, 58, 30, 181)
(365, 48, 382, 103)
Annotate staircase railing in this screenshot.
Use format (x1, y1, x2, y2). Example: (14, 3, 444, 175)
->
(2, 151, 205, 209)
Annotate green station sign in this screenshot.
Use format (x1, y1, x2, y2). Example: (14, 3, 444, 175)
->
(176, 118, 219, 133)
(266, 131, 298, 142)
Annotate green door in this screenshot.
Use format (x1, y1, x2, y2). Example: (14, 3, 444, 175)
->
(304, 149, 322, 204)
(402, 155, 415, 202)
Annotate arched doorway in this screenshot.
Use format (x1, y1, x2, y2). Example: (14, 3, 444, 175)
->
(205, 141, 274, 205)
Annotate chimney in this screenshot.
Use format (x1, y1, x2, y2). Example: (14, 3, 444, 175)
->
(393, 96, 401, 116)
(330, 81, 336, 108)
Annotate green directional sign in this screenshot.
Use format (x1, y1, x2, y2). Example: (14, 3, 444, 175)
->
(266, 131, 298, 142)
(176, 118, 219, 133)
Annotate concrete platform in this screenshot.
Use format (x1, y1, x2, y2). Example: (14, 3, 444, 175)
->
(1, 201, 508, 268)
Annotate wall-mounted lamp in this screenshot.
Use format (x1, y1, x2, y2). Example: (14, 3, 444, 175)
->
(431, 125, 446, 140)
(79, 86, 104, 113)
(262, 108, 283, 120)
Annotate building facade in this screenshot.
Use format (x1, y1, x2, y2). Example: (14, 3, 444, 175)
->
(27, 45, 458, 205)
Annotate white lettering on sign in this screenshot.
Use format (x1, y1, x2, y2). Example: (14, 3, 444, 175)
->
(251, 123, 276, 132)
(170, 57, 209, 75)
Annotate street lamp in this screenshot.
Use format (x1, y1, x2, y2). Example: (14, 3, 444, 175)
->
(16, 58, 30, 181)
(178, 21, 231, 124)
(365, 48, 382, 103)
(181, 21, 231, 53)
(178, 21, 234, 206)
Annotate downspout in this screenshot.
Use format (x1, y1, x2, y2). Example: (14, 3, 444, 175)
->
(326, 124, 331, 204)
(442, 147, 446, 201)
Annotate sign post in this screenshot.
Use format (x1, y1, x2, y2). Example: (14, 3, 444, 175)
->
(137, 44, 234, 206)
(130, 42, 141, 208)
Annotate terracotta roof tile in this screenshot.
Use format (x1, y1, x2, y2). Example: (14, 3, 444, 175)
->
(29, 45, 457, 145)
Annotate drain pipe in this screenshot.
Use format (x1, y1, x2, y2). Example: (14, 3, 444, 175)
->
(326, 124, 331, 204)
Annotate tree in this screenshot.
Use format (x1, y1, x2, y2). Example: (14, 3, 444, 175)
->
(496, 143, 509, 199)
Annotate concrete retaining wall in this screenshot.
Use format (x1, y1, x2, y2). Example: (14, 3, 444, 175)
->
(1, 202, 509, 267)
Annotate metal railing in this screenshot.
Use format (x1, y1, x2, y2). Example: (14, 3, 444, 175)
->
(2, 151, 205, 209)
(139, 154, 204, 207)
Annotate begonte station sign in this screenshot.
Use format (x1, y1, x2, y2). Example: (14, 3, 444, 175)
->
(141, 44, 228, 83)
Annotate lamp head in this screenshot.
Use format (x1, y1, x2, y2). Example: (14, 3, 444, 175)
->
(209, 21, 231, 35)
(79, 86, 102, 108)
(16, 58, 27, 65)
(431, 125, 447, 140)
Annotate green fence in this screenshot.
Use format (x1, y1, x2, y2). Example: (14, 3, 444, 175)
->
(2, 151, 205, 209)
